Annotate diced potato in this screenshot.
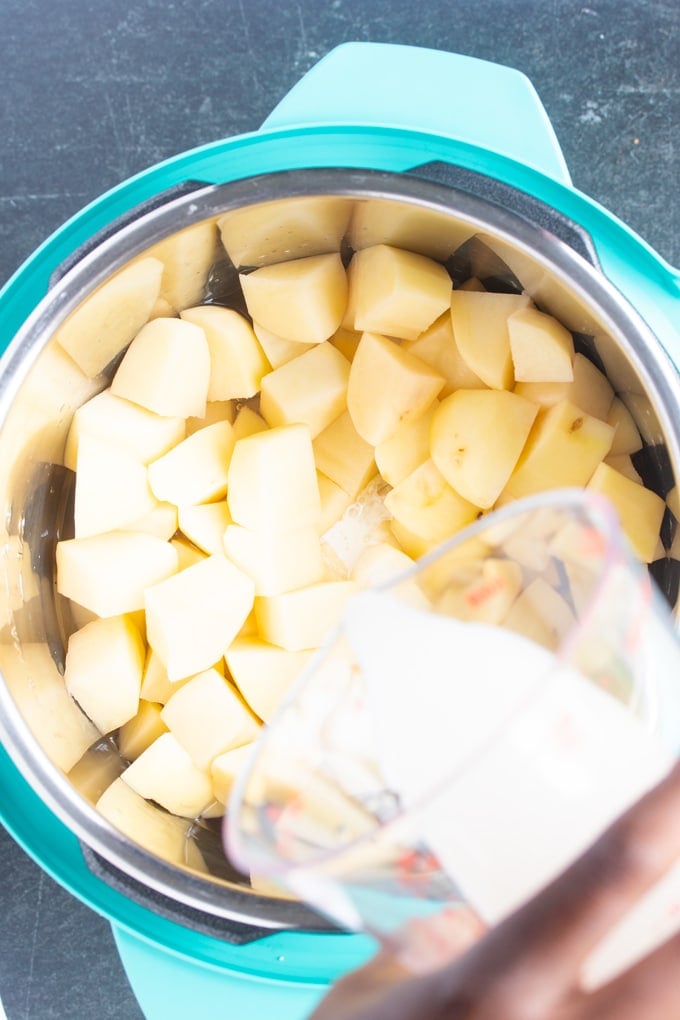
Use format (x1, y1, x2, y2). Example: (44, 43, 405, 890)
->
(252, 322, 312, 368)
(64, 615, 144, 734)
(347, 332, 444, 445)
(514, 353, 614, 420)
(402, 312, 485, 396)
(350, 244, 452, 341)
(64, 389, 185, 471)
(211, 744, 257, 805)
(374, 401, 439, 488)
(96, 777, 201, 865)
(74, 435, 159, 538)
(317, 472, 353, 534)
(232, 405, 268, 440)
(111, 317, 210, 418)
(178, 501, 232, 555)
(139, 648, 193, 704)
(430, 390, 538, 509)
(385, 459, 479, 551)
(313, 411, 376, 499)
(435, 558, 524, 625)
(223, 524, 325, 596)
(604, 454, 643, 484)
(255, 580, 357, 651)
(145, 554, 255, 681)
(458, 277, 485, 292)
(55, 257, 163, 377)
(56, 532, 179, 617)
(145, 219, 218, 311)
(121, 732, 213, 818)
(499, 399, 615, 503)
(587, 462, 665, 563)
(148, 420, 235, 507)
(240, 253, 348, 344)
(118, 700, 168, 761)
(180, 305, 270, 400)
(607, 396, 643, 455)
(225, 637, 314, 722)
(502, 577, 576, 651)
(260, 343, 350, 438)
(186, 400, 235, 436)
(351, 542, 419, 591)
(0, 642, 99, 772)
(450, 291, 530, 390)
(507, 306, 575, 382)
(161, 669, 260, 771)
(120, 502, 178, 542)
(68, 742, 126, 805)
(227, 424, 321, 532)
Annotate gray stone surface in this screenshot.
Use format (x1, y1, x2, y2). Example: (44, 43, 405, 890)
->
(0, 1, 677, 1017)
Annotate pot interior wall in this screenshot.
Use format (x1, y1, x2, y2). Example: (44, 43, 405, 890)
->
(0, 185, 678, 922)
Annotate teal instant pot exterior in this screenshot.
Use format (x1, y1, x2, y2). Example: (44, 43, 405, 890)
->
(0, 42, 679, 1019)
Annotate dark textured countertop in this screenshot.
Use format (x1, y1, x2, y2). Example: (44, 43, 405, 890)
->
(0, 1, 678, 1018)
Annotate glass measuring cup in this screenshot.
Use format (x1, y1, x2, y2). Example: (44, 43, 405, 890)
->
(225, 488, 680, 988)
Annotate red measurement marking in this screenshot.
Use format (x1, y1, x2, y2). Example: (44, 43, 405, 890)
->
(466, 577, 505, 607)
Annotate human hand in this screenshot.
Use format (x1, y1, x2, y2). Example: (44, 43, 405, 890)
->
(310, 761, 680, 1020)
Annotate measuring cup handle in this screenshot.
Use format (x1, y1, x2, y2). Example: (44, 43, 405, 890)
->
(263, 42, 572, 185)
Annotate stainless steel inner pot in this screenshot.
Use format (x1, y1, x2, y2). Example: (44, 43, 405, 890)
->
(1, 167, 679, 939)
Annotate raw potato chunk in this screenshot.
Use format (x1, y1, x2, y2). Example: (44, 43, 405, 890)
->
(587, 462, 665, 563)
(148, 421, 235, 506)
(260, 343, 350, 438)
(225, 637, 314, 722)
(313, 411, 377, 499)
(64, 389, 185, 471)
(74, 435, 158, 539)
(347, 332, 445, 445)
(374, 401, 439, 487)
(384, 459, 479, 548)
(317, 472, 353, 534)
(350, 244, 452, 341)
(178, 502, 232, 555)
(211, 744, 257, 805)
(139, 648, 193, 704)
(145, 219, 217, 311)
(331, 328, 362, 362)
(508, 306, 575, 382)
(450, 291, 530, 390)
(122, 732, 213, 818)
(55, 257, 163, 377)
(180, 305, 269, 400)
(118, 701, 168, 761)
(499, 399, 615, 503)
(170, 536, 207, 571)
(430, 390, 538, 509)
(403, 312, 485, 396)
(607, 396, 643, 455)
(232, 405, 268, 440)
(160, 669, 260, 771)
(56, 532, 179, 617)
(604, 454, 643, 484)
(68, 744, 126, 805)
(514, 353, 614, 420)
(253, 322, 312, 368)
(64, 615, 145, 734)
(145, 554, 255, 681)
(227, 424, 321, 532)
(111, 317, 210, 418)
(255, 580, 357, 651)
(118, 503, 178, 541)
(240, 253, 348, 344)
(96, 778, 202, 865)
(223, 524, 325, 596)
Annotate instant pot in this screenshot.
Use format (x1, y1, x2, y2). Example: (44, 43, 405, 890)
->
(0, 43, 679, 1019)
